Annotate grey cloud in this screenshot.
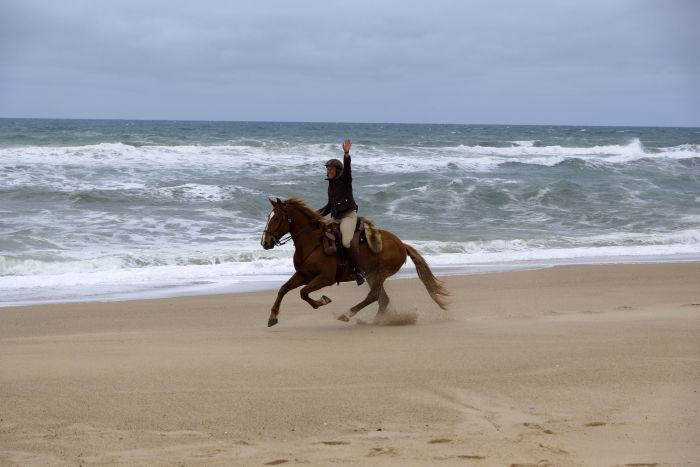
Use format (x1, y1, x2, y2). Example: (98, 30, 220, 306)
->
(1, 0, 697, 125)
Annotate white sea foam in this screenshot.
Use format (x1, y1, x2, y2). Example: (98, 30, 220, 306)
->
(2, 229, 698, 307)
(1, 139, 698, 180)
(361, 138, 699, 172)
(150, 184, 264, 202)
(401, 232, 700, 277)
(422, 243, 700, 269)
(2, 126, 699, 307)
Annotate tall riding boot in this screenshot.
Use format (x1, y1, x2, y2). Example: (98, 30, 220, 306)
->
(344, 247, 365, 286)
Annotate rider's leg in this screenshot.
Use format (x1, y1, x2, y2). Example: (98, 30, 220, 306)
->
(339, 211, 365, 285)
(338, 211, 356, 249)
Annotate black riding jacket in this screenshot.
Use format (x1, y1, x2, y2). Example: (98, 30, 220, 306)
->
(318, 155, 358, 219)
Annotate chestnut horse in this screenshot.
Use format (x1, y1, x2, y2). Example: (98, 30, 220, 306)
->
(260, 197, 449, 327)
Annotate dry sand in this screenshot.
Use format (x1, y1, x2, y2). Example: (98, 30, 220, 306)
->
(1, 262, 699, 466)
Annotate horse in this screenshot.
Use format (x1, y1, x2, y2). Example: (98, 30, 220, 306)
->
(260, 197, 450, 327)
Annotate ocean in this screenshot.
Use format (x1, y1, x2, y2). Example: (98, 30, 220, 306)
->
(1, 118, 699, 306)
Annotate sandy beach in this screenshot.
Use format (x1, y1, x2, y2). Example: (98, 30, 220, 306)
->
(1, 262, 699, 466)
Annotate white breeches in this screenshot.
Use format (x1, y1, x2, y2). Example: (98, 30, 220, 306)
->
(332, 211, 357, 248)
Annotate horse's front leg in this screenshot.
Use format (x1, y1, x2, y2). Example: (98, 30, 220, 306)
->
(299, 274, 335, 309)
(268, 272, 306, 327)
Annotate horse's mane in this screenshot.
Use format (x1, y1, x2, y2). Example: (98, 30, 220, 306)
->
(284, 196, 328, 225)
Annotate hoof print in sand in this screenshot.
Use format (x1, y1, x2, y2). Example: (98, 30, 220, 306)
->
(264, 460, 288, 465)
(509, 462, 552, 467)
(428, 438, 452, 444)
(317, 440, 350, 446)
(584, 421, 607, 427)
(538, 443, 569, 455)
(522, 423, 554, 434)
(368, 447, 398, 457)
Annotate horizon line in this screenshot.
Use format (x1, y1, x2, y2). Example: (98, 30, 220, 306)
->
(1, 116, 698, 129)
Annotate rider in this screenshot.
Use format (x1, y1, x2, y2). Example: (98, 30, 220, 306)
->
(318, 139, 366, 286)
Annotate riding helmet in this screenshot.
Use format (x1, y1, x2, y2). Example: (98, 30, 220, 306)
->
(324, 159, 343, 171)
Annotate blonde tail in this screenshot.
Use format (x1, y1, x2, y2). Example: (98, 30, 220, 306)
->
(404, 244, 450, 310)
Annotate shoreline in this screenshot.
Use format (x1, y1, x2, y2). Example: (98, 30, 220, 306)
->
(3, 254, 700, 309)
(1, 261, 699, 465)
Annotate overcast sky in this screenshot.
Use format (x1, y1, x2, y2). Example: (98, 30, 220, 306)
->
(1, 0, 698, 126)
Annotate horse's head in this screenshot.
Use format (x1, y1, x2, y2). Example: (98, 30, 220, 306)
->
(261, 198, 290, 250)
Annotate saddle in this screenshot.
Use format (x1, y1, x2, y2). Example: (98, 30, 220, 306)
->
(321, 218, 368, 284)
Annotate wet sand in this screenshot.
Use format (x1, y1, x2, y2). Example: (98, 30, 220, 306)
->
(1, 262, 699, 466)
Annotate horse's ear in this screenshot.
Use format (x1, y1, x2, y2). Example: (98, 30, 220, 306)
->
(269, 198, 277, 207)
(276, 197, 282, 206)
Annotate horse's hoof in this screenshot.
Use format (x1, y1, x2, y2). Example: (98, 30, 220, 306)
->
(267, 318, 278, 327)
(337, 314, 350, 322)
(321, 295, 332, 305)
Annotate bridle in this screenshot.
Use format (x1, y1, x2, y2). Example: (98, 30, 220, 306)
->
(263, 206, 318, 247)
(263, 208, 294, 246)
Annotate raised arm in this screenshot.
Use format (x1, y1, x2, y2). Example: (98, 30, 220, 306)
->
(341, 138, 352, 182)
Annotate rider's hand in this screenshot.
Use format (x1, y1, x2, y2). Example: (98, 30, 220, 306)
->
(342, 139, 351, 156)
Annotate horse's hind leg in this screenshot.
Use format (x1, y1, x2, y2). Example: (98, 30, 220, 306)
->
(371, 275, 390, 323)
(378, 286, 390, 312)
(338, 279, 381, 322)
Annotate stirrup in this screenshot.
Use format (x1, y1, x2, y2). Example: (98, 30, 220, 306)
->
(355, 271, 365, 286)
